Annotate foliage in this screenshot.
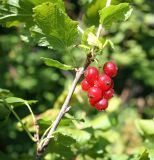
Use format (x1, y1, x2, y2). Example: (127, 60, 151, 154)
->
(0, 0, 154, 160)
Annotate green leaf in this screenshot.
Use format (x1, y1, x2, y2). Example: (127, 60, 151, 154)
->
(64, 113, 85, 122)
(87, 32, 103, 49)
(84, 0, 106, 25)
(99, 3, 133, 29)
(33, 2, 78, 50)
(82, 26, 95, 46)
(138, 150, 150, 160)
(0, 0, 33, 27)
(91, 112, 117, 130)
(136, 119, 154, 136)
(47, 139, 74, 159)
(0, 0, 65, 27)
(5, 97, 37, 107)
(41, 57, 74, 70)
(5, 97, 25, 105)
(0, 88, 11, 98)
(58, 127, 92, 143)
(0, 102, 10, 122)
(54, 132, 76, 147)
(148, 149, 154, 160)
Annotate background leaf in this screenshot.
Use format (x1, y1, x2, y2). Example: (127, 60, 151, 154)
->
(54, 132, 76, 147)
(41, 57, 75, 70)
(136, 119, 154, 136)
(5, 97, 37, 107)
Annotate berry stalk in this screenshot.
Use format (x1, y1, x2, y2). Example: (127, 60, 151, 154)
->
(36, 53, 92, 160)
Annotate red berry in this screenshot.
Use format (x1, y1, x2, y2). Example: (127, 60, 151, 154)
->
(110, 79, 114, 89)
(81, 79, 91, 91)
(89, 98, 96, 106)
(95, 74, 112, 91)
(84, 67, 99, 85)
(88, 87, 102, 102)
(94, 98, 108, 111)
(103, 61, 118, 78)
(103, 88, 114, 99)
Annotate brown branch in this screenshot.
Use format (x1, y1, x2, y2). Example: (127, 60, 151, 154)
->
(35, 53, 92, 159)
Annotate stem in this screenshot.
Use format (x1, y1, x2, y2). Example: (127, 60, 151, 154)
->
(106, 0, 111, 7)
(25, 102, 35, 123)
(3, 100, 36, 142)
(96, 0, 112, 38)
(25, 102, 40, 143)
(77, 26, 84, 34)
(36, 67, 85, 159)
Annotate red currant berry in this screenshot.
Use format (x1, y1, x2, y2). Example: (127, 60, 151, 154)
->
(95, 74, 112, 91)
(88, 87, 102, 102)
(94, 98, 108, 111)
(84, 66, 99, 85)
(81, 79, 91, 91)
(89, 98, 96, 106)
(103, 61, 118, 78)
(103, 88, 114, 99)
(110, 79, 114, 89)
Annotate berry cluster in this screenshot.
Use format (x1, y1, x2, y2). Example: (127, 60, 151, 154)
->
(81, 61, 118, 111)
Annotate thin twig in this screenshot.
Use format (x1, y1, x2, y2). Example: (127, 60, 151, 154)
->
(3, 100, 36, 142)
(77, 25, 84, 34)
(106, 0, 111, 7)
(36, 67, 85, 159)
(25, 102, 40, 144)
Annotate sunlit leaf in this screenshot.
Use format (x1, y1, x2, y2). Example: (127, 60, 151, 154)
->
(33, 2, 78, 50)
(99, 3, 133, 29)
(136, 119, 154, 136)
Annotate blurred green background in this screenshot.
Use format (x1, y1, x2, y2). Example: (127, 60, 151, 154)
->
(0, 0, 154, 159)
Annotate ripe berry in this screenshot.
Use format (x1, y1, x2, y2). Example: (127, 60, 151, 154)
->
(110, 79, 114, 89)
(88, 87, 102, 102)
(95, 74, 112, 91)
(81, 79, 91, 91)
(89, 98, 96, 106)
(84, 67, 99, 85)
(103, 61, 117, 78)
(103, 88, 114, 99)
(94, 98, 108, 111)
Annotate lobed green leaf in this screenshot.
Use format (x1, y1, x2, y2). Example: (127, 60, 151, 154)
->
(99, 3, 133, 29)
(33, 2, 78, 50)
(0, 0, 65, 27)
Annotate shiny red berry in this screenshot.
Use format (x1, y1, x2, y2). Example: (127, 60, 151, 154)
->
(81, 79, 91, 91)
(95, 74, 112, 91)
(84, 67, 99, 85)
(94, 98, 108, 111)
(88, 87, 102, 102)
(103, 61, 118, 78)
(110, 79, 114, 89)
(89, 98, 96, 106)
(103, 88, 114, 99)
